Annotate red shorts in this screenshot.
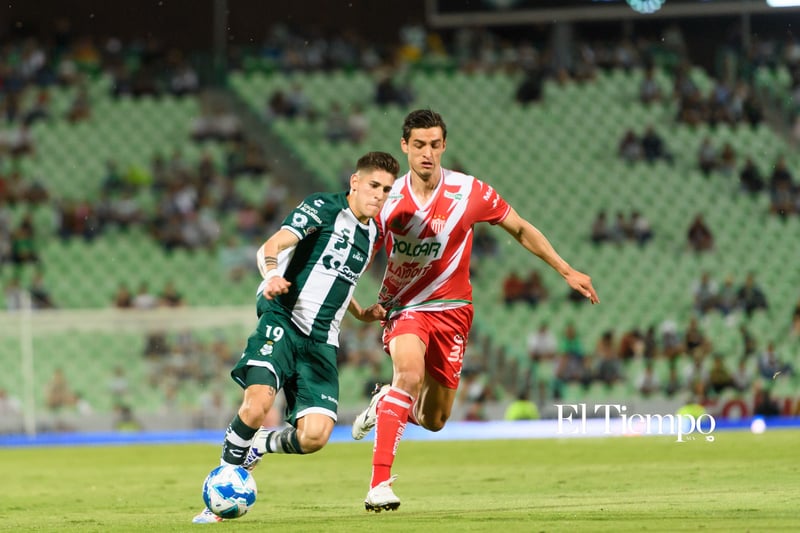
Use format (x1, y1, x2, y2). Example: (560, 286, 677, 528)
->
(382, 305, 474, 389)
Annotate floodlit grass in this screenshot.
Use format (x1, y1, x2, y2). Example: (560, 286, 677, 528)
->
(1, 430, 797, 532)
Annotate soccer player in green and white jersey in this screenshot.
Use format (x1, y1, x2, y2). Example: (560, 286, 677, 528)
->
(193, 151, 399, 524)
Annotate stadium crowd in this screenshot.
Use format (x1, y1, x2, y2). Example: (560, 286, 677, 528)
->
(2, 18, 799, 428)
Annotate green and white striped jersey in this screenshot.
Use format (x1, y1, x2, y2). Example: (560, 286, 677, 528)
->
(257, 191, 378, 346)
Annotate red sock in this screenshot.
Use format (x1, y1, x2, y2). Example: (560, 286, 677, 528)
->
(371, 386, 413, 488)
(407, 399, 420, 426)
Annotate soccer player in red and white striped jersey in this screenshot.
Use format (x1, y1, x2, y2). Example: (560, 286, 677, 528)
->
(353, 109, 599, 512)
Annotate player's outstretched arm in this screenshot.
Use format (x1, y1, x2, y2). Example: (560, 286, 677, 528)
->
(257, 228, 299, 300)
(348, 298, 387, 322)
(498, 207, 600, 304)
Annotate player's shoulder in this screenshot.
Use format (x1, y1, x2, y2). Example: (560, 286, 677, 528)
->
(295, 191, 346, 222)
(300, 190, 343, 206)
(442, 168, 484, 187)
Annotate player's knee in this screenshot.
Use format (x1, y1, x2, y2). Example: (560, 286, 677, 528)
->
(394, 370, 424, 395)
(238, 399, 271, 427)
(298, 429, 330, 453)
(418, 411, 449, 432)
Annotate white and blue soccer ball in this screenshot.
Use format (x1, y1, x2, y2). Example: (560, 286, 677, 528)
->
(202, 465, 258, 519)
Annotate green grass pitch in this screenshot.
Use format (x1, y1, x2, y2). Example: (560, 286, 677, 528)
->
(1, 430, 797, 532)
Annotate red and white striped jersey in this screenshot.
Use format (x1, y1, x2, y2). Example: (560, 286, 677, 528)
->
(375, 168, 510, 318)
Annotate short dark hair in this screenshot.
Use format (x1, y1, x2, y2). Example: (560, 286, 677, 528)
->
(402, 109, 447, 142)
(356, 151, 400, 177)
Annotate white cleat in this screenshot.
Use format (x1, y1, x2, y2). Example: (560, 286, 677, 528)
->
(364, 475, 400, 512)
(192, 507, 222, 524)
(242, 428, 269, 472)
(352, 384, 390, 440)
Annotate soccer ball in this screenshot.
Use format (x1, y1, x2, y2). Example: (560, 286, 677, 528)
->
(202, 465, 258, 519)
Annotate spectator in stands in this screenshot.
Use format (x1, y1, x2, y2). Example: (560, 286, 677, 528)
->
(737, 272, 768, 317)
(523, 270, 548, 307)
(218, 234, 257, 283)
(769, 178, 795, 218)
(0, 388, 21, 419)
(684, 317, 712, 358)
(4, 276, 26, 311)
(527, 322, 558, 362)
(769, 156, 794, 196)
(239, 142, 269, 176)
(663, 364, 683, 398)
(101, 160, 125, 195)
(618, 129, 642, 164)
(792, 295, 800, 338)
(717, 143, 737, 178)
(515, 67, 544, 104)
(708, 81, 733, 127)
(639, 66, 662, 104)
(716, 275, 739, 316)
(697, 137, 717, 176)
(731, 358, 753, 393)
(343, 322, 383, 367)
(159, 280, 184, 307)
(677, 88, 708, 126)
(590, 210, 610, 245)
(108, 190, 144, 230)
(660, 319, 683, 360)
(132, 281, 158, 309)
(636, 360, 661, 397)
(753, 386, 780, 417)
(757, 341, 792, 380)
(555, 323, 586, 383)
(286, 83, 315, 119)
(630, 210, 653, 246)
(640, 126, 672, 165)
(45, 368, 76, 412)
(609, 211, 632, 244)
(642, 325, 658, 359)
(65, 84, 91, 123)
(191, 110, 242, 143)
(743, 91, 763, 127)
(691, 271, 718, 315)
(464, 399, 488, 421)
(504, 390, 540, 421)
(107, 366, 131, 400)
(375, 73, 412, 107)
(325, 102, 350, 143)
(9, 122, 35, 157)
(472, 225, 498, 258)
(10, 215, 38, 266)
(266, 89, 292, 120)
(169, 60, 200, 96)
(458, 368, 494, 406)
(23, 88, 51, 125)
(502, 271, 527, 306)
(687, 213, 714, 253)
(56, 199, 100, 241)
(594, 330, 623, 386)
(617, 328, 643, 361)
(739, 323, 758, 358)
(683, 355, 708, 391)
(29, 271, 56, 309)
(112, 283, 133, 308)
(739, 157, 764, 194)
(347, 104, 369, 143)
(113, 404, 143, 432)
(706, 354, 735, 395)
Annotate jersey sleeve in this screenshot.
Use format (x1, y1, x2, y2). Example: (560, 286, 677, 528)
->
(371, 214, 387, 258)
(471, 178, 511, 224)
(280, 193, 329, 239)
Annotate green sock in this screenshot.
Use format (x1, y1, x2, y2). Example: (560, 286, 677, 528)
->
(220, 415, 258, 465)
(264, 426, 305, 454)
